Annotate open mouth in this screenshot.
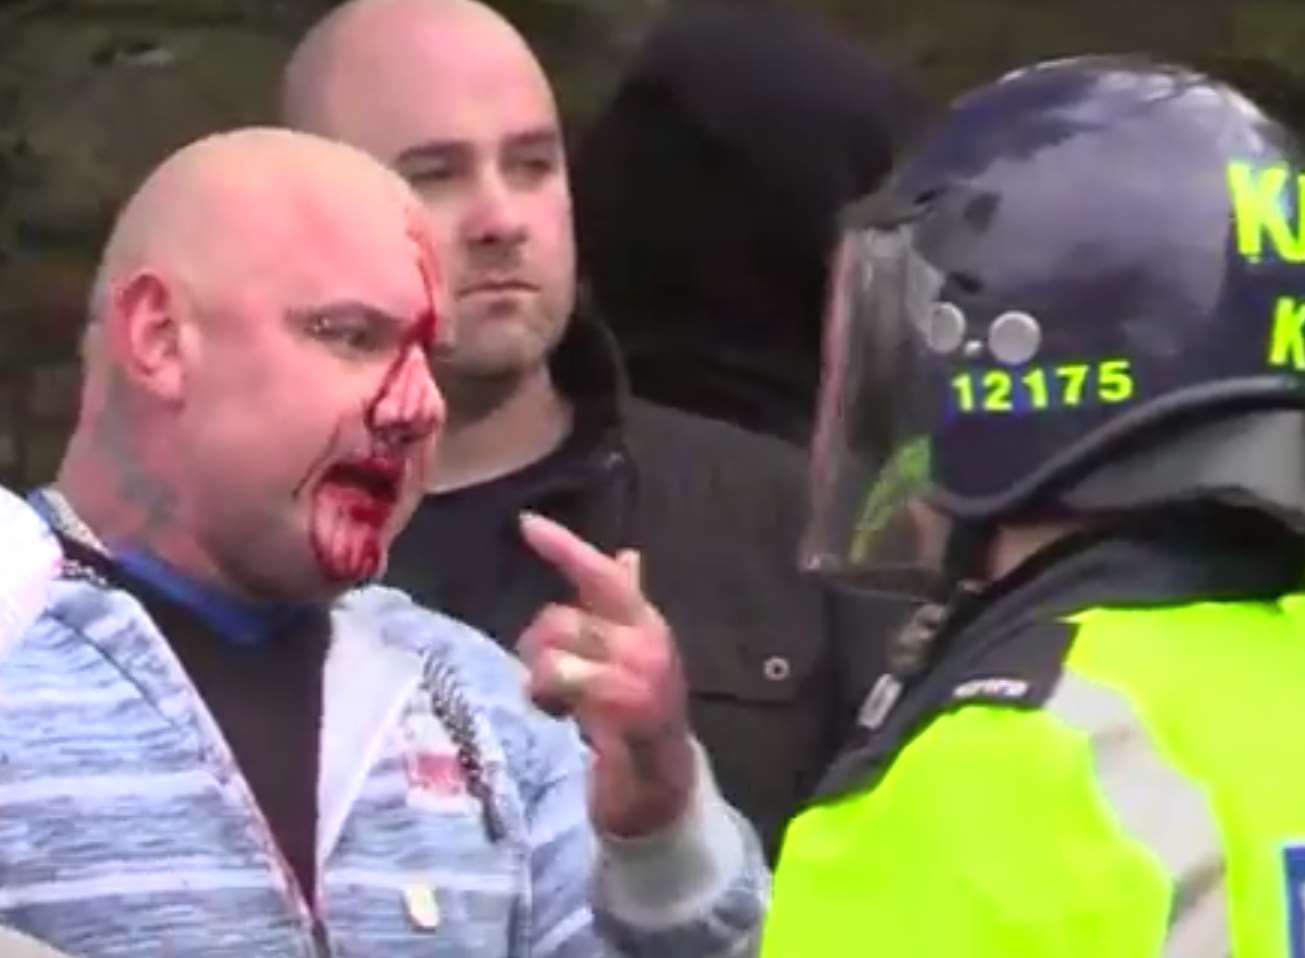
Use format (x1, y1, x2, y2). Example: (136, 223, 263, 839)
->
(322, 457, 403, 503)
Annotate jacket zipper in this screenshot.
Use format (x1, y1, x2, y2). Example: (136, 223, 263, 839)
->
(214, 751, 327, 956)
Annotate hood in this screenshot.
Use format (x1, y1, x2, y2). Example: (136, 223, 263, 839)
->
(574, 1, 929, 440)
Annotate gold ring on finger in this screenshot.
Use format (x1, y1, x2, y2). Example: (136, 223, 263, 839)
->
(554, 652, 600, 696)
(574, 616, 608, 660)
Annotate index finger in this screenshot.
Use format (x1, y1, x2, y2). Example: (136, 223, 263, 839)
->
(518, 512, 643, 622)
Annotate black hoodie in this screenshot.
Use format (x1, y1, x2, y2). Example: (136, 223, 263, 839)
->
(574, 1, 929, 444)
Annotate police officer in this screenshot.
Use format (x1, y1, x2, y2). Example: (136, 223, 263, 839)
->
(764, 55, 1305, 956)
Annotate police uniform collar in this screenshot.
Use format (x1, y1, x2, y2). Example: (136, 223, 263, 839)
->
(811, 508, 1305, 802)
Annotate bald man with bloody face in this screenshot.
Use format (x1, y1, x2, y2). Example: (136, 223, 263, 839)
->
(0, 128, 766, 957)
(62, 127, 446, 597)
(282, 0, 892, 867)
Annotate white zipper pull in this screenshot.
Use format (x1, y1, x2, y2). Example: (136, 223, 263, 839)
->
(404, 884, 441, 931)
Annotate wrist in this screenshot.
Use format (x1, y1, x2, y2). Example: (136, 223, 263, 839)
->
(607, 730, 697, 837)
(596, 738, 748, 927)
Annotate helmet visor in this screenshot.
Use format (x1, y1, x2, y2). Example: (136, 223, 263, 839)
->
(802, 218, 950, 597)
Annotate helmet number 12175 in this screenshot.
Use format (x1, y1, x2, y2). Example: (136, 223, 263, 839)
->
(949, 359, 1134, 415)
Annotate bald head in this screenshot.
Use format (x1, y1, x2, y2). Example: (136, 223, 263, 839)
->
(89, 126, 417, 335)
(63, 124, 446, 602)
(283, 0, 555, 155)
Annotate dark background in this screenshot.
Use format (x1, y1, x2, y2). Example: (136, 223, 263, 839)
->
(1, 0, 1300, 486)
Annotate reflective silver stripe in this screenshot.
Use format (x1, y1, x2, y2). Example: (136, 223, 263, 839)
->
(1045, 672, 1228, 958)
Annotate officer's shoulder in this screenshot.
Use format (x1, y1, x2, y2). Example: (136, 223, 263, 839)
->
(623, 397, 807, 487)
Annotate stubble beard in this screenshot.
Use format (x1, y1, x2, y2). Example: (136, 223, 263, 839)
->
(436, 305, 566, 427)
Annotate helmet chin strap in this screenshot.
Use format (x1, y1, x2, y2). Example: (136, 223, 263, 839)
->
(940, 519, 991, 593)
(885, 519, 990, 681)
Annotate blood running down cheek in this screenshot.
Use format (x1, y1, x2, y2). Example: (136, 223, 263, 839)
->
(308, 221, 445, 585)
(407, 215, 443, 354)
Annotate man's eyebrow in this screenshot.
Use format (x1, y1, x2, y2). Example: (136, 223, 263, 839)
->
(286, 301, 409, 329)
(394, 140, 467, 168)
(504, 127, 562, 153)
(394, 126, 562, 166)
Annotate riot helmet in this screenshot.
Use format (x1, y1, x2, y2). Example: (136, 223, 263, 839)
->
(806, 56, 1305, 596)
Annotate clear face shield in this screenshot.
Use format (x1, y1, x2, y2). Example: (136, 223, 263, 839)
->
(801, 217, 952, 599)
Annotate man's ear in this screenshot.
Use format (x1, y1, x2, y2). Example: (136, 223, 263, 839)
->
(106, 269, 187, 402)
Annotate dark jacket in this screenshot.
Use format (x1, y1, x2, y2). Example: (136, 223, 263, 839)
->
(386, 318, 910, 860)
(573, 2, 929, 444)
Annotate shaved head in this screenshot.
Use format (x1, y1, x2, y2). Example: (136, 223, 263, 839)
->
(88, 126, 417, 344)
(282, 0, 550, 160)
(61, 125, 447, 602)
(282, 0, 577, 391)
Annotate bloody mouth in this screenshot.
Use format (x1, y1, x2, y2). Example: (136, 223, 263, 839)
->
(320, 457, 403, 521)
(310, 456, 406, 584)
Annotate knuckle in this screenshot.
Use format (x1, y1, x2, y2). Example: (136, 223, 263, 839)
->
(538, 603, 580, 634)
